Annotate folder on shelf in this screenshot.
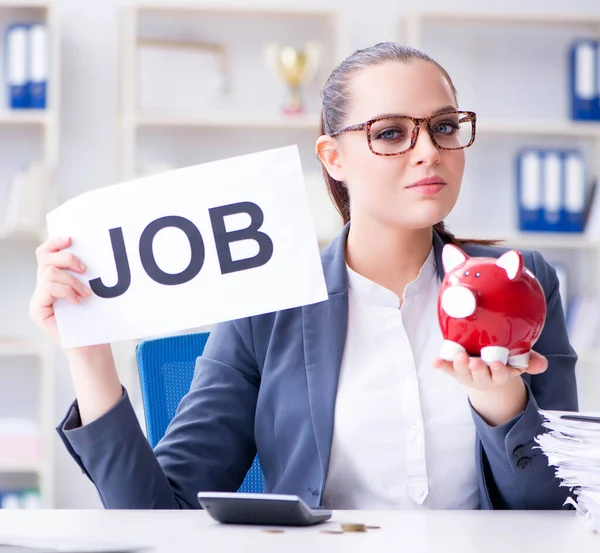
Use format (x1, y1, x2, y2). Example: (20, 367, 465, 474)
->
(516, 149, 543, 231)
(27, 24, 48, 109)
(5, 24, 30, 109)
(563, 152, 586, 232)
(542, 152, 562, 227)
(569, 39, 598, 120)
(516, 148, 587, 233)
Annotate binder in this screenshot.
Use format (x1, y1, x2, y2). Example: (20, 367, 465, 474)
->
(516, 149, 587, 233)
(516, 149, 543, 231)
(569, 39, 598, 120)
(542, 152, 562, 227)
(563, 152, 586, 232)
(28, 24, 48, 109)
(5, 24, 30, 109)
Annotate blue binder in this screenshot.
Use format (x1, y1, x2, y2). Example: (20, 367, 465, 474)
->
(27, 24, 47, 109)
(5, 23, 30, 109)
(516, 149, 586, 233)
(569, 39, 598, 120)
(516, 149, 544, 231)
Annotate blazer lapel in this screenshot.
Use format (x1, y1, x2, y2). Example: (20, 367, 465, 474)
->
(302, 225, 349, 482)
(432, 229, 450, 282)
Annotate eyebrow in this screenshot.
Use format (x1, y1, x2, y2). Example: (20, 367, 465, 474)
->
(372, 105, 458, 119)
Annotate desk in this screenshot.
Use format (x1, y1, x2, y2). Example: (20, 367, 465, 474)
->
(0, 509, 597, 552)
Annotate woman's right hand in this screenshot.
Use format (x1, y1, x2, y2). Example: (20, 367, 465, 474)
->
(29, 236, 93, 346)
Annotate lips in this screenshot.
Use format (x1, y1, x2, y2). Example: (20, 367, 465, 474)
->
(406, 176, 447, 188)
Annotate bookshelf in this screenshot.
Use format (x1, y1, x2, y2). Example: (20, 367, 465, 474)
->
(114, 1, 347, 420)
(118, 2, 346, 240)
(0, 0, 59, 509)
(405, 11, 600, 410)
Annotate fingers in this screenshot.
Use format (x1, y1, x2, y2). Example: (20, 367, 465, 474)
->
(468, 356, 493, 388)
(29, 280, 82, 328)
(453, 352, 474, 385)
(31, 271, 91, 317)
(37, 249, 87, 278)
(522, 351, 548, 375)
(488, 361, 519, 386)
(35, 236, 73, 261)
(30, 237, 92, 324)
(434, 351, 531, 391)
(41, 265, 92, 299)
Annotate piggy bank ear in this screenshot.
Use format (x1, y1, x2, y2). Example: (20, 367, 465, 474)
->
(442, 244, 468, 273)
(496, 250, 523, 280)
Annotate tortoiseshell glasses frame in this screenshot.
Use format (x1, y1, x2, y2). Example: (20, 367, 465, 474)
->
(328, 110, 477, 156)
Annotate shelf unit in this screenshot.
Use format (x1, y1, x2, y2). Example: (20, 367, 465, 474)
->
(134, 112, 321, 130)
(118, 2, 347, 180)
(0, 0, 59, 508)
(455, 231, 600, 251)
(405, 11, 600, 410)
(115, 1, 347, 419)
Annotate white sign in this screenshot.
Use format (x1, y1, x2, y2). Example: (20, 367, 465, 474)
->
(46, 146, 329, 348)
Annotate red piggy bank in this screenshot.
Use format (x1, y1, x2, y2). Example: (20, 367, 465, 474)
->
(437, 244, 546, 369)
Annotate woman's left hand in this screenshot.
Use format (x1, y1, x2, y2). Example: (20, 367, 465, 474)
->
(432, 350, 548, 426)
(432, 350, 548, 391)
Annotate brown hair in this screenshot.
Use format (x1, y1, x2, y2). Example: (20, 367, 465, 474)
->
(319, 42, 501, 247)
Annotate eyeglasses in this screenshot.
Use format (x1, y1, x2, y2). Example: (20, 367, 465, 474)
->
(329, 110, 477, 156)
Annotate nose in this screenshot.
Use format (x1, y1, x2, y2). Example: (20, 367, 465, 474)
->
(441, 285, 476, 319)
(409, 125, 441, 166)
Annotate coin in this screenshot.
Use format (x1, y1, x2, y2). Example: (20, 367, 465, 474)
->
(341, 523, 367, 533)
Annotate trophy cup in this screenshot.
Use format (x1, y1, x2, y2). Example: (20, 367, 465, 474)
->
(264, 41, 321, 115)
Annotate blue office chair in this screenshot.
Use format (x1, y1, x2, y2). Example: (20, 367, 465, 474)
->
(135, 331, 264, 494)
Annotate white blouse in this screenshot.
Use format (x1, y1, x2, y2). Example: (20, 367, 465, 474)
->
(321, 247, 479, 510)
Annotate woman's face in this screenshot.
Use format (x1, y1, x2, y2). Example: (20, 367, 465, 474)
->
(320, 60, 467, 230)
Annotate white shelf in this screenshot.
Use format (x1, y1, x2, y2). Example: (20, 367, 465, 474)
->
(478, 119, 600, 138)
(0, 339, 42, 358)
(134, 112, 320, 130)
(455, 231, 599, 250)
(0, 460, 41, 473)
(410, 11, 600, 26)
(135, 2, 338, 17)
(0, 1, 51, 8)
(0, 110, 48, 126)
(0, 226, 45, 242)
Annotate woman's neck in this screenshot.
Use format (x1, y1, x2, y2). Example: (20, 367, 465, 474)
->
(345, 218, 434, 300)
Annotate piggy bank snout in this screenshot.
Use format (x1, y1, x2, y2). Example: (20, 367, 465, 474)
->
(440, 285, 476, 319)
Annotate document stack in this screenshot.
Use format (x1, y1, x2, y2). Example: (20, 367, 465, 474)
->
(536, 410, 600, 532)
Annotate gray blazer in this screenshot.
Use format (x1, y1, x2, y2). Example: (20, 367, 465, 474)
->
(57, 225, 578, 510)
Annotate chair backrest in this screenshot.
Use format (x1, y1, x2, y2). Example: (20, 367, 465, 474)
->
(135, 331, 264, 494)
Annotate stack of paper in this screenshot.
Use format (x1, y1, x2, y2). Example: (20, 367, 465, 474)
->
(536, 410, 600, 532)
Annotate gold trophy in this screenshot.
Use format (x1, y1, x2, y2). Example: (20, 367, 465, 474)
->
(264, 42, 321, 115)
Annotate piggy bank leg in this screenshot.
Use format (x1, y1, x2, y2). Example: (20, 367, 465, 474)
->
(480, 346, 509, 366)
(507, 352, 530, 370)
(440, 340, 467, 362)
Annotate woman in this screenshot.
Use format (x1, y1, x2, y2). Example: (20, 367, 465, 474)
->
(31, 42, 578, 510)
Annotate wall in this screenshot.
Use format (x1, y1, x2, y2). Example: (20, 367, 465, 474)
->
(50, 0, 600, 508)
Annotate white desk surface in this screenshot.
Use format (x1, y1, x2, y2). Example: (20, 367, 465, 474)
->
(0, 509, 597, 552)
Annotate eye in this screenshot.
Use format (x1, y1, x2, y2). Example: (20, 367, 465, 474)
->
(375, 127, 405, 141)
(475, 272, 481, 278)
(464, 271, 470, 276)
(433, 120, 460, 135)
